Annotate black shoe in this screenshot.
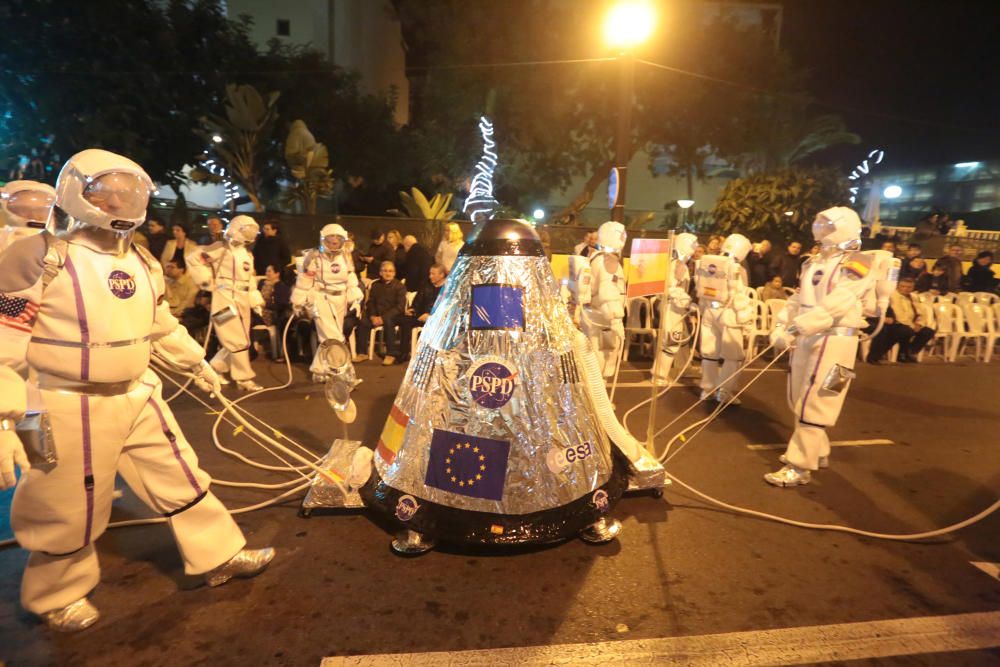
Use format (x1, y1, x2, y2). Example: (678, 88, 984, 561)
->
(397, 354, 411, 363)
(899, 354, 917, 363)
(866, 356, 881, 365)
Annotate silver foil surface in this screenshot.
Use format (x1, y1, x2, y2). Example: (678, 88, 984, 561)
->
(374, 253, 614, 515)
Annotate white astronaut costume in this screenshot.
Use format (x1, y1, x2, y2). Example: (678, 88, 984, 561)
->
(652, 233, 698, 386)
(766, 207, 899, 486)
(186, 215, 265, 392)
(574, 221, 627, 378)
(694, 234, 753, 402)
(291, 223, 363, 381)
(0, 150, 272, 631)
(0, 180, 56, 254)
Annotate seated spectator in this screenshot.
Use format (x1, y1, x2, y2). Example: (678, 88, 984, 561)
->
(386, 229, 406, 271)
(900, 256, 927, 283)
(705, 235, 724, 254)
(880, 240, 897, 256)
(400, 234, 434, 292)
(866, 278, 935, 363)
(145, 216, 169, 261)
(768, 240, 802, 289)
(163, 260, 198, 317)
(256, 265, 292, 361)
(198, 216, 225, 245)
(253, 220, 291, 276)
(352, 261, 406, 365)
(745, 239, 772, 288)
(179, 291, 217, 358)
(964, 251, 998, 293)
(574, 230, 598, 257)
(933, 245, 964, 291)
(161, 223, 198, 268)
(916, 262, 951, 294)
(363, 228, 394, 281)
(760, 275, 787, 302)
(398, 263, 448, 361)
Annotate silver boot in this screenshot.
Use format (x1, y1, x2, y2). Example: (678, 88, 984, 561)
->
(780, 454, 828, 468)
(236, 379, 264, 392)
(41, 597, 100, 632)
(764, 464, 811, 487)
(716, 389, 741, 406)
(205, 547, 275, 587)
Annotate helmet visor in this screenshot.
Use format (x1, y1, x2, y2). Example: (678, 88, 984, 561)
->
(7, 189, 55, 226)
(322, 235, 344, 251)
(812, 217, 836, 243)
(83, 172, 150, 220)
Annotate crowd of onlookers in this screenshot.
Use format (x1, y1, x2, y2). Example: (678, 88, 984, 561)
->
(131, 215, 466, 367)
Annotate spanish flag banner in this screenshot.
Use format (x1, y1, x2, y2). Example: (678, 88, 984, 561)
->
(376, 404, 409, 464)
(626, 238, 673, 298)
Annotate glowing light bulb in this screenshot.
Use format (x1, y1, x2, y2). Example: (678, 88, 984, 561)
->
(604, 1, 656, 49)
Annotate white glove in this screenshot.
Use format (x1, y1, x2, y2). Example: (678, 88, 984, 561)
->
(1, 429, 30, 490)
(667, 286, 692, 311)
(192, 361, 222, 395)
(769, 326, 795, 351)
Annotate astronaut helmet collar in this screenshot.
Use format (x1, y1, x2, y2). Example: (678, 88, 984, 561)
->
(673, 232, 699, 263)
(813, 206, 862, 253)
(597, 220, 627, 254)
(225, 215, 259, 246)
(1, 180, 56, 229)
(56, 149, 153, 233)
(721, 233, 751, 262)
(320, 223, 348, 251)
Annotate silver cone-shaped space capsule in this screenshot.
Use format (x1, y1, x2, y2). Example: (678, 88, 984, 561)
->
(360, 219, 631, 545)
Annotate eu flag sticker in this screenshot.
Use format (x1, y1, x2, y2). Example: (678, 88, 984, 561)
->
(425, 429, 510, 501)
(470, 284, 524, 330)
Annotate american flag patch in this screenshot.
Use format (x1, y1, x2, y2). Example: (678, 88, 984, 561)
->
(0, 293, 39, 333)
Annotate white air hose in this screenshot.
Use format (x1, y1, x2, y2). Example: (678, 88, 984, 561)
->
(572, 330, 644, 462)
(622, 307, 702, 433)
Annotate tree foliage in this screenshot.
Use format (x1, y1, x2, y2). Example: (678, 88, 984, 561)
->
(282, 120, 335, 214)
(0, 0, 258, 189)
(710, 167, 851, 244)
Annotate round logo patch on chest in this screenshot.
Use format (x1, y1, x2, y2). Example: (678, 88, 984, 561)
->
(707, 264, 718, 275)
(811, 269, 825, 287)
(468, 358, 517, 409)
(331, 262, 342, 274)
(107, 270, 136, 299)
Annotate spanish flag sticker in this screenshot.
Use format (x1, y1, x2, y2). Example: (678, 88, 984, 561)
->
(843, 260, 869, 278)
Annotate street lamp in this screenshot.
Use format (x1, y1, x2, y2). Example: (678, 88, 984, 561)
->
(677, 199, 694, 228)
(604, 1, 656, 223)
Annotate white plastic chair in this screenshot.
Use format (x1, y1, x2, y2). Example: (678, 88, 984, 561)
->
(957, 292, 976, 306)
(955, 302, 992, 362)
(927, 303, 961, 361)
(914, 292, 934, 304)
(745, 300, 770, 358)
(974, 291, 998, 306)
(623, 296, 656, 360)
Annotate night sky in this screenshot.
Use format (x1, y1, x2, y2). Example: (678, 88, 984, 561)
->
(780, 0, 1000, 169)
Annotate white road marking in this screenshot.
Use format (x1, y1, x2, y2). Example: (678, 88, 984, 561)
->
(971, 561, 1000, 580)
(321, 611, 1000, 666)
(747, 438, 895, 451)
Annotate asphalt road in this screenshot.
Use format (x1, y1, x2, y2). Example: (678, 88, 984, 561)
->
(2, 353, 998, 666)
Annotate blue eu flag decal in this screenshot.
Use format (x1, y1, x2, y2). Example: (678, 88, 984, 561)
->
(470, 284, 524, 330)
(425, 429, 510, 501)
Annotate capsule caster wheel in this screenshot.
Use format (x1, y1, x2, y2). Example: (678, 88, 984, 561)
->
(391, 529, 435, 556)
(298, 507, 313, 519)
(580, 517, 622, 544)
(651, 488, 664, 499)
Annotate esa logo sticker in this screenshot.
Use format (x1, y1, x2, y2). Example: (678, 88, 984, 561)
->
(107, 270, 136, 299)
(546, 443, 594, 473)
(243, 262, 252, 273)
(468, 357, 517, 409)
(331, 263, 342, 274)
(395, 494, 420, 521)
(811, 269, 825, 287)
(592, 489, 610, 513)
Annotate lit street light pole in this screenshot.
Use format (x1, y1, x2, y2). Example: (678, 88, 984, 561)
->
(611, 52, 635, 224)
(604, 1, 655, 224)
